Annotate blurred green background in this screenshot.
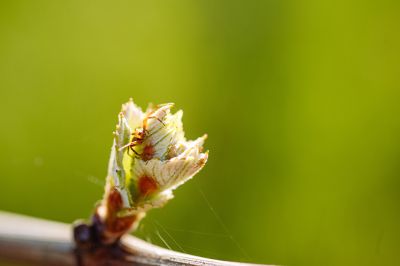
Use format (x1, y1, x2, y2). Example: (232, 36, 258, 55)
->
(1, 1, 400, 265)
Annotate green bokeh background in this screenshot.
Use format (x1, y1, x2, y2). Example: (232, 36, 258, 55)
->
(1, 1, 400, 265)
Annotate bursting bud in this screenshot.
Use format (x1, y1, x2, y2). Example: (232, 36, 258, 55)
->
(94, 99, 208, 244)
